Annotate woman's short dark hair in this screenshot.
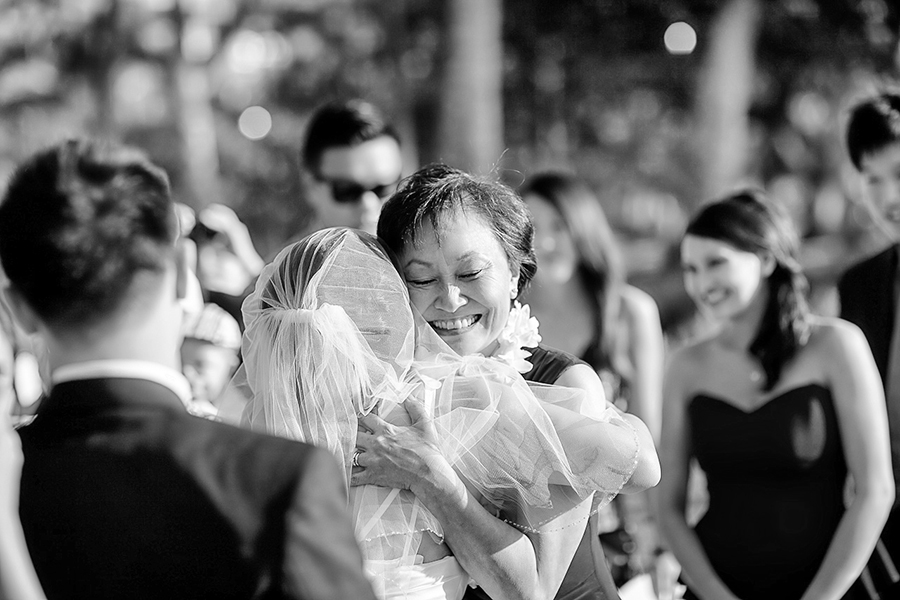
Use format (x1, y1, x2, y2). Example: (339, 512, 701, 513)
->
(846, 91, 900, 171)
(0, 139, 176, 329)
(685, 189, 811, 390)
(377, 164, 536, 296)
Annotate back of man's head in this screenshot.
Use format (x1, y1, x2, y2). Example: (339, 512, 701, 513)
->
(0, 139, 177, 331)
(302, 99, 399, 174)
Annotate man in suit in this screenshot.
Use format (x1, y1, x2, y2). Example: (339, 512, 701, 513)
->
(0, 139, 377, 600)
(839, 90, 900, 595)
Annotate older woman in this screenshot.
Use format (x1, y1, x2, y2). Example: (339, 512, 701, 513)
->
(357, 164, 660, 600)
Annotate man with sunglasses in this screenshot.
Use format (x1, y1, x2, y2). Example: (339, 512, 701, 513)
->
(204, 100, 404, 333)
(299, 99, 404, 236)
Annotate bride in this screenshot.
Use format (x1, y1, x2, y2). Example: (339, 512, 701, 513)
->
(233, 227, 642, 600)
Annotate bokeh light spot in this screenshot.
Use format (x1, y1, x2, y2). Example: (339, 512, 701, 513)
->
(238, 106, 272, 140)
(664, 22, 697, 55)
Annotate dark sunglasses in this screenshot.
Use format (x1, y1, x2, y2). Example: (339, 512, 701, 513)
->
(321, 177, 401, 204)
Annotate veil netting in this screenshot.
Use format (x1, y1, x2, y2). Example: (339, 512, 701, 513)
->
(233, 227, 640, 587)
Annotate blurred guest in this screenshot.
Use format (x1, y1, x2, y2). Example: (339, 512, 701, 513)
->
(0, 392, 45, 600)
(519, 172, 665, 590)
(206, 99, 403, 325)
(839, 90, 900, 596)
(185, 202, 264, 327)
(0, 138, 377, 600)
(180, 302, 241, 419)
(659, 190, 893, 600)
(297, 99, 403, 238)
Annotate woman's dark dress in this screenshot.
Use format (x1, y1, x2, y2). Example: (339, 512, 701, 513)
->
(686, 383, 864, 600)
(463, 345, 621, 600)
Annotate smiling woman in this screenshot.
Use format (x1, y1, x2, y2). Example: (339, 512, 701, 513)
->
(659, 190, 894, 600)
(376, 164, 660, 600)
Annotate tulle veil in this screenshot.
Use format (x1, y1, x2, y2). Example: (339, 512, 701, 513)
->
(228, 227, 639, 590)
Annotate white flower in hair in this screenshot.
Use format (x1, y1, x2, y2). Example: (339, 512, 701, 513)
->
(493, 301, 542, 373)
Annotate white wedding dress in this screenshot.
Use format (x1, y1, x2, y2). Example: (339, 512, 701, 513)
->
(232, 228, 639, 600)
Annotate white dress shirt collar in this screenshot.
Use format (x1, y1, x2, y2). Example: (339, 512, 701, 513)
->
(51, 360, 193, 408)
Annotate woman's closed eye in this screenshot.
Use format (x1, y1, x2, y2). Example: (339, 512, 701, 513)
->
(459, 269, 483, 280)
(406, 277, 436, 287)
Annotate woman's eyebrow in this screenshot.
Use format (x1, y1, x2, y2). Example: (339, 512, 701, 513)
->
(403, 258, 432, 269)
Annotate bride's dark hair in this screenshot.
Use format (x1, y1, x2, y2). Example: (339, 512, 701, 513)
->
(685, 189, 811, 390)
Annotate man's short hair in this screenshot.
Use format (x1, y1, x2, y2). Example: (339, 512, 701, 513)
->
(0, 139, 177, 329)
(846, 91, 900, 170)
(301, 99, 399, 175)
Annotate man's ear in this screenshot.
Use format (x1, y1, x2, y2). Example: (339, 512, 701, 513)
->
(2, 285, 40, 335)
(761, 251, 777, 278)
(175, 241, 191, 301)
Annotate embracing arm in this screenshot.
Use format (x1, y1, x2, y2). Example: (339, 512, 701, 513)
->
(555, 363, 660, 493)
(798, 322, 894, 600)
(352, 401, 590, 600)
(621, 286, 665, 443)
(656, 351, 741, 600)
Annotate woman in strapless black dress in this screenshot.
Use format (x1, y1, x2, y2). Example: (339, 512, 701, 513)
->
(658, 190, 894, 600)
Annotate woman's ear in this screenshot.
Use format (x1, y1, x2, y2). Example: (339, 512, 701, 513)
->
(508, 263, 520, 300)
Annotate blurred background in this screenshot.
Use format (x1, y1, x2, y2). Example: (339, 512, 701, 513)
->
(0, 0, 897, 333)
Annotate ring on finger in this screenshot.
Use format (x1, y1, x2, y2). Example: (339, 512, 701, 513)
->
(351, 449, 362, 468)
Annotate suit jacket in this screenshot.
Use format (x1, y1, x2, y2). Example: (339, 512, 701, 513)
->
(838, 244, 897, 386)
(18, 377, 377, 600)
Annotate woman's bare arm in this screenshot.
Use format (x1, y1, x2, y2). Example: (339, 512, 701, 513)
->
(656, 349, 741, 600)
(798, 321, 894, 600)
(555, 363, 660, 493)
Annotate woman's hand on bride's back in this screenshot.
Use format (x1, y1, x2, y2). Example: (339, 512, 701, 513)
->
(351, 398, 458, 497)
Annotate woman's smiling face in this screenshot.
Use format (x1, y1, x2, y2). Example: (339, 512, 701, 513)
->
(400, 211, 519, 357)
(680, 234, 768, 323)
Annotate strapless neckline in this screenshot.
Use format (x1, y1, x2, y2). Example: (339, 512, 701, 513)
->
(690, 382, 830, 415)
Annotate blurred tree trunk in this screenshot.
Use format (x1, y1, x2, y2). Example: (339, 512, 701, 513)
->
(85, 1, 121, 139)
(172, 5, 221, 210)
(695, 0, 762, 204)
(437, 0, 504, 175)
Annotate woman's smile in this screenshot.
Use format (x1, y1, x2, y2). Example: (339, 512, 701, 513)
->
(430, 314, 482, 333)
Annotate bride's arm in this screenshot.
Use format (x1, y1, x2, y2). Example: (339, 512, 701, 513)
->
(352, 399, 589, 600)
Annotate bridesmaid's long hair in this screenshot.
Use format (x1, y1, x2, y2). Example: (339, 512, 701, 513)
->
(685, 189, 811, 390)
(520, 172, 626, 375)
